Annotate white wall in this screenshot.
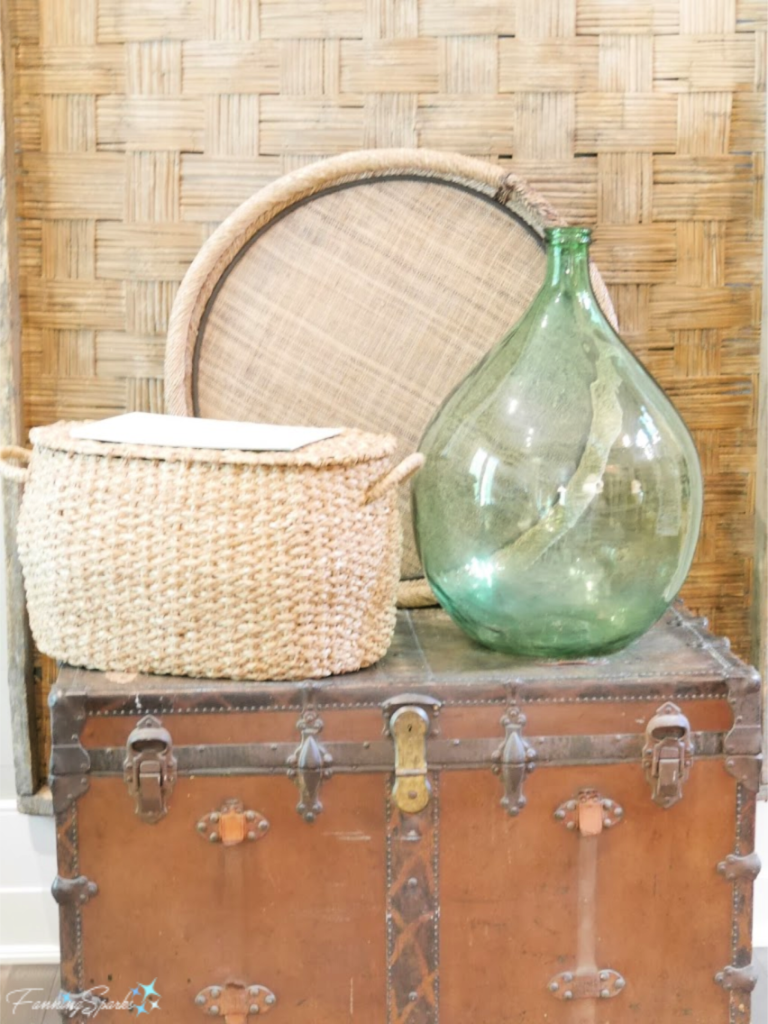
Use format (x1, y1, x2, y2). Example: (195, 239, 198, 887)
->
(0, 801, 59, 963)
(0, 498, 59, 963)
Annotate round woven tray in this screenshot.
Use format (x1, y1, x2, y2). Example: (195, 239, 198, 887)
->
(165, 149, 617, 605)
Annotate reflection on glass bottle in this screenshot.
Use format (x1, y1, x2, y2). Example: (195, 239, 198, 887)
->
(412, 227, 703, 658)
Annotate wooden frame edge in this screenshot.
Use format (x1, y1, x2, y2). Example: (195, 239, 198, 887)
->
(755, 102, 768, 799)
(0, 2, 41, 802)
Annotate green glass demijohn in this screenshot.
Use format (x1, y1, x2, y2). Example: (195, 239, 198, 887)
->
(412, 227, 703, 658)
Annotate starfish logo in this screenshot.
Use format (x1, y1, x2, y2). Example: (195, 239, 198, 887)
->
(129, 981, 161, 1015)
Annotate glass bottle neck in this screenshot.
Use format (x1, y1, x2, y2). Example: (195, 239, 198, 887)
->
(543, 227, 593, 295)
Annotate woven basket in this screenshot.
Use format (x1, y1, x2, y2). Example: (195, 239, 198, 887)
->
(164, 148, 618, 607)
(0, 426, 422, 681)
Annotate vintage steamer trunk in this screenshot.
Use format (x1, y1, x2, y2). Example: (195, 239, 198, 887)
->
(49, 604, 762, 1024)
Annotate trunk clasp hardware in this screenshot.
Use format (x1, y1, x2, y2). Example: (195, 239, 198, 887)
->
(196, 799, 270, 846)
(554, 790, 624, 834)
(642, 701, 693, 807)
(383, 694, 441, 814)
(287, 710, 333, 824)
(492, 707, 536, 816)
(549, 968, 626, 1001)
(195, 982, 277, 1021)
(123, 715, 177, 824)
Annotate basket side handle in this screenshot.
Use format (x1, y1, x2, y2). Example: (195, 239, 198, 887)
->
(364, 453, 424, 505)
(0, 447, 31, 484)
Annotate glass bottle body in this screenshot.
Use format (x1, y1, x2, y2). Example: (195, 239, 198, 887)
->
(412, 228, 703, 658)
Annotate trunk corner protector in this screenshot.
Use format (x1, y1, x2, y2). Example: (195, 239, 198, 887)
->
(49, 689, 90, 777)
(715, 964, 758, 993)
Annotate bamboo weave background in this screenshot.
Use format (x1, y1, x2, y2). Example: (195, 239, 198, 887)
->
(4, 0, 766, 775)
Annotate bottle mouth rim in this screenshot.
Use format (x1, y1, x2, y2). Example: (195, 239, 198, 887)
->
(544, 226, 592, 246)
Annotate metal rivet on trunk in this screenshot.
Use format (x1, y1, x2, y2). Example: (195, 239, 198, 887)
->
(194, 995, 206, 1006)
(600, 989, 610, 999)
(264, 995, 276, 1006)
(209, 1006, 220, 1016)
(563, 991, 573, 1001)
(408, 992, 418, 1002)
(249, 1005, 260, 1015)
(210, 988, 221, 998)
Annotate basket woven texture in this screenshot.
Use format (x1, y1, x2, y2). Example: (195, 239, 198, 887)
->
(165, 149, 619, 605)
(5, 426, 420, 681)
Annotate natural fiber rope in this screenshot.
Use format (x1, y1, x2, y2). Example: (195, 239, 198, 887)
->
(165, 149, 616, 418)
(0, 447, 31, 484)
(14, 423, 419, 681)
(396, 578, 438, 608)
(365, 453, 424, 505)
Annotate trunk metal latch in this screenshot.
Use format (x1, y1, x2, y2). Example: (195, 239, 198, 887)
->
(383, 694, 441, 814)
(642, 701, 693, 808)
(123, 715, 177, 824)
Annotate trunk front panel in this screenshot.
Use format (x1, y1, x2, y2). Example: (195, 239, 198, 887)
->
(76, 774, 388, 1022)
(440, 763, 735, 1023)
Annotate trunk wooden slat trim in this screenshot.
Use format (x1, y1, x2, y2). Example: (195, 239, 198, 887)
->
(54, 803, 82, 996)
(386, 774, 439, 1024)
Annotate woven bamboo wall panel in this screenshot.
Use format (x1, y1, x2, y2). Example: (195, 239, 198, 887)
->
(6, 0, 765, 768)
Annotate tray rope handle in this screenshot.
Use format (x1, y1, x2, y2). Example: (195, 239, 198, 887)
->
(397, 578, 437, 608)
(0, 446, 31, 484)
(364, 452, 425, 506)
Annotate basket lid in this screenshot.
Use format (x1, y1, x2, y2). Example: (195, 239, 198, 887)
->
(28, 421, 397, 468)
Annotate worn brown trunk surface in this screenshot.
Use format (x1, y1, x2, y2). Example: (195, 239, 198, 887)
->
(50, 605, 762, 1024)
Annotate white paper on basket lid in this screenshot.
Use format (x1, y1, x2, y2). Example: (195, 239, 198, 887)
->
(70, 412, 343, 452)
